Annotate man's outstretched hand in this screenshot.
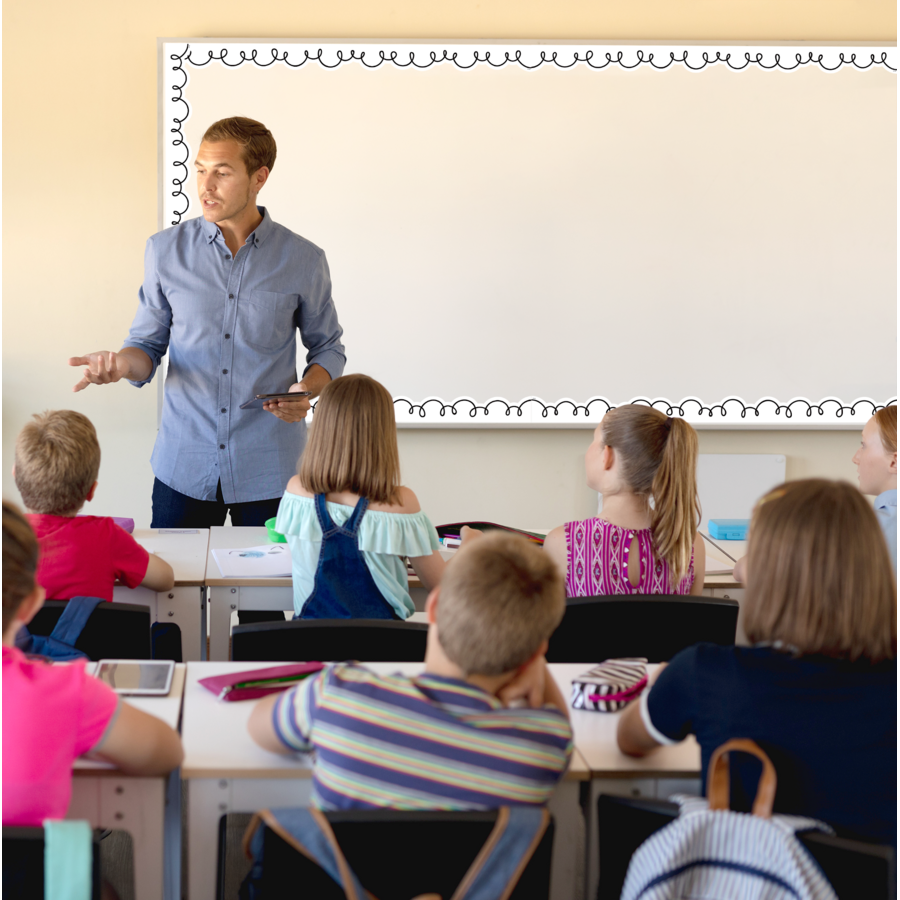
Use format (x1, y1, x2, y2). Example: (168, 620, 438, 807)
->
(69, 351, 128, 392)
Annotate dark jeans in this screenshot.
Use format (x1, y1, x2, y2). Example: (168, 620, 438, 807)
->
(150, 478, 282, 529)
(152, 478, 285, 624)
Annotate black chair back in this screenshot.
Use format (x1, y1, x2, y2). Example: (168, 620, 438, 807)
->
(596, 794, 896, 900)
(230, 810, 554, 900)
(28, 600, 152, 661)
(546, 594, 739, 663)
(3, 826, 102, 900)
(231, 618, 429, 662)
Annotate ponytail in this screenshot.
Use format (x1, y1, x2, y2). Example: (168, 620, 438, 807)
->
(601, 406, 700, 582)
(874, 405, 897, 455)
(650, 418, 700, 582)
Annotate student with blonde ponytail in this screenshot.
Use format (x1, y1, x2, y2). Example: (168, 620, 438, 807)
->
(544, 405, 705, 596)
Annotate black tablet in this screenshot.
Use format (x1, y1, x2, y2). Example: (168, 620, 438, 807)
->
(239, 391, 312, 410)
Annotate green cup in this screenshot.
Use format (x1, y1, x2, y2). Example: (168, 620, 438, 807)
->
(265, 517, 287, 543)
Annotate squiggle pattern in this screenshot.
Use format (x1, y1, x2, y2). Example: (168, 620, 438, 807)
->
(165, 43, 895, 225)
(304, 396, 896, 421)
(164, 45, 894, 425)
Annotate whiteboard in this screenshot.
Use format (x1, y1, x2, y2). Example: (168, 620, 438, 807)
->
(159, 41, 897, 427)
(595, 453, 785, 530)
(696, 453, 786, 531)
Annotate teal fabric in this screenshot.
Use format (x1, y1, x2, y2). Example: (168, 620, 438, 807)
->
(43, 819, 92, 900)
(276, 492, 441, 618)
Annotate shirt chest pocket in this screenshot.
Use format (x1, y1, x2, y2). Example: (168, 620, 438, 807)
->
(241, 290, 299, 352)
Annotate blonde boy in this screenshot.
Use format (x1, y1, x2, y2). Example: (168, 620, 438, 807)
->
(14, 410, 173, 600)
(249, 532, 573, 809)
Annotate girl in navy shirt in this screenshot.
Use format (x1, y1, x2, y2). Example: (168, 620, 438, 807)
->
(617, 479, 896, 845)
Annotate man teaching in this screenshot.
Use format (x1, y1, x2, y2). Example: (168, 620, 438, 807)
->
(69, 117, 346, 528)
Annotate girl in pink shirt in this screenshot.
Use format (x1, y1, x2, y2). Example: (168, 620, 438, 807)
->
(2, 501, 183, 826)
(544, 405, 706, 597)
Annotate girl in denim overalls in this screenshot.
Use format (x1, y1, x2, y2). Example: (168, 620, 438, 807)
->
(275, 374, 446, 619)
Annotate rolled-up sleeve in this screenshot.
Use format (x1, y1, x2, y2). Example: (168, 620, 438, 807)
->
(297, 252, 346, 381)
(122, 237, 173, 387)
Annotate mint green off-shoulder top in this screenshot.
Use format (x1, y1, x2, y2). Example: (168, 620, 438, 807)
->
(275, 491, 442, 619)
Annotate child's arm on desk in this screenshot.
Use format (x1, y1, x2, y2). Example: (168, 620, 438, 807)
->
(689, 533, 706, 596)
(141, 553, 175, 592)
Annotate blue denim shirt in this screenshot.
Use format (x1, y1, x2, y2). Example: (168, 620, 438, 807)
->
(875, 489, 897, 573)
(123, 208, 346, 504)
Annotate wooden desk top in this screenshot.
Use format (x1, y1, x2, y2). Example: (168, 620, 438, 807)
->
(206, 526, 293, 587)
(75, 663, 187, 775)
(549, 664, 700, 778)
(182, 662, 591, 781)
(130, 529, 210, 587)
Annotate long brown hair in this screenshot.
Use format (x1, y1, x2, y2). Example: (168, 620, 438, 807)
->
(743, 479, 896, 662)
(874, 405, 897, 455)
(298, 374, 401, 505)
(2, 501, 39, 633)
(601, 405, 700, 580)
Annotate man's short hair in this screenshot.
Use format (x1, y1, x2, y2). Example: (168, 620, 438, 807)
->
(437, 532, 566, 676)
(14, 410, 101, 515)
(202, 117, 276, 175)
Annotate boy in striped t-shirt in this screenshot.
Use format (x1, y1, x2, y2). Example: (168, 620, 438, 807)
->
(248, 532, 573, 810)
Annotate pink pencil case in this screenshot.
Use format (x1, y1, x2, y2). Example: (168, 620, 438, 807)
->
(199, 663, 325, 702)
(570, 658, 648, 712)
(77, 515, 134, 534)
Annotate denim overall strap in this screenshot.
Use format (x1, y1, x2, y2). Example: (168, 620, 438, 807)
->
(314, 492, 340, 537)
(301, 496, 397, 620)
(342, 497, 370, 536)
(242, 808, 369, 900)
(450, 807, 550, 900)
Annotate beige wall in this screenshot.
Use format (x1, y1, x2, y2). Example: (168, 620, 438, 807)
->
(400, 428, 865, 528)
(2, 1, 893, 526)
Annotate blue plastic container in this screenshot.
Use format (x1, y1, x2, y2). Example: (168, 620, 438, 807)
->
(708, 519, 749, 540)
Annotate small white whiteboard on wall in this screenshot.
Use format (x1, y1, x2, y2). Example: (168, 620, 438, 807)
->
(159, 41, 897, 427)
(697, 453, 786, 531)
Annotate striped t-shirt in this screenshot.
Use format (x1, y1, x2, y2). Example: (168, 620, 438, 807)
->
(272, 664, 574, 810)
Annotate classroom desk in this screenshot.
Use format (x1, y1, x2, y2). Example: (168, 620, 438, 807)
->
(113, 529, 211, 661)
(205, 527, 293, 661)
(69, 664, 187, 900)
(182, 661, 589, 900)
(549, 663, 701, 900)
(206, 526, 747, 659)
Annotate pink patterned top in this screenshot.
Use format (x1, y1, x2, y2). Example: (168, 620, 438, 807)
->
(564, 517, 695, 597)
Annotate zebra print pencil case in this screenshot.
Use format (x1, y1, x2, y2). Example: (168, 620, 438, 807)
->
(570, 658, 648, 712)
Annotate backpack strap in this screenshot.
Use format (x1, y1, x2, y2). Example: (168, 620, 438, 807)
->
(49, 597, 104, 647)
(242, 808, 372, 900)
(43, 819, 93, 900)
(450, 807, 551, 900)
(707, 738, 777, 818)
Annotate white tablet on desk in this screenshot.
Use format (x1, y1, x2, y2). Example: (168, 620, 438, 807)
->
(95, 660, 175, 696)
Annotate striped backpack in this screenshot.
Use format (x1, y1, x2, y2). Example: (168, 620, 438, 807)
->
(621, 739, 838, 900)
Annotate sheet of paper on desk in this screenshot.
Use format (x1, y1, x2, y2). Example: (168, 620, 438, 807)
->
(212, 545, 292, 577)
(705, 554, 735, 576)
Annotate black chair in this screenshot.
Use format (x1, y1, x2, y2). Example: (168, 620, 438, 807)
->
(28, 600, 152, 661)
(231, 618, 429, 662)
(546, 594, 739, 663)
(3, 826, 102, 900)
(596, 794, 896, 900)
(227, 809, 554, 900)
